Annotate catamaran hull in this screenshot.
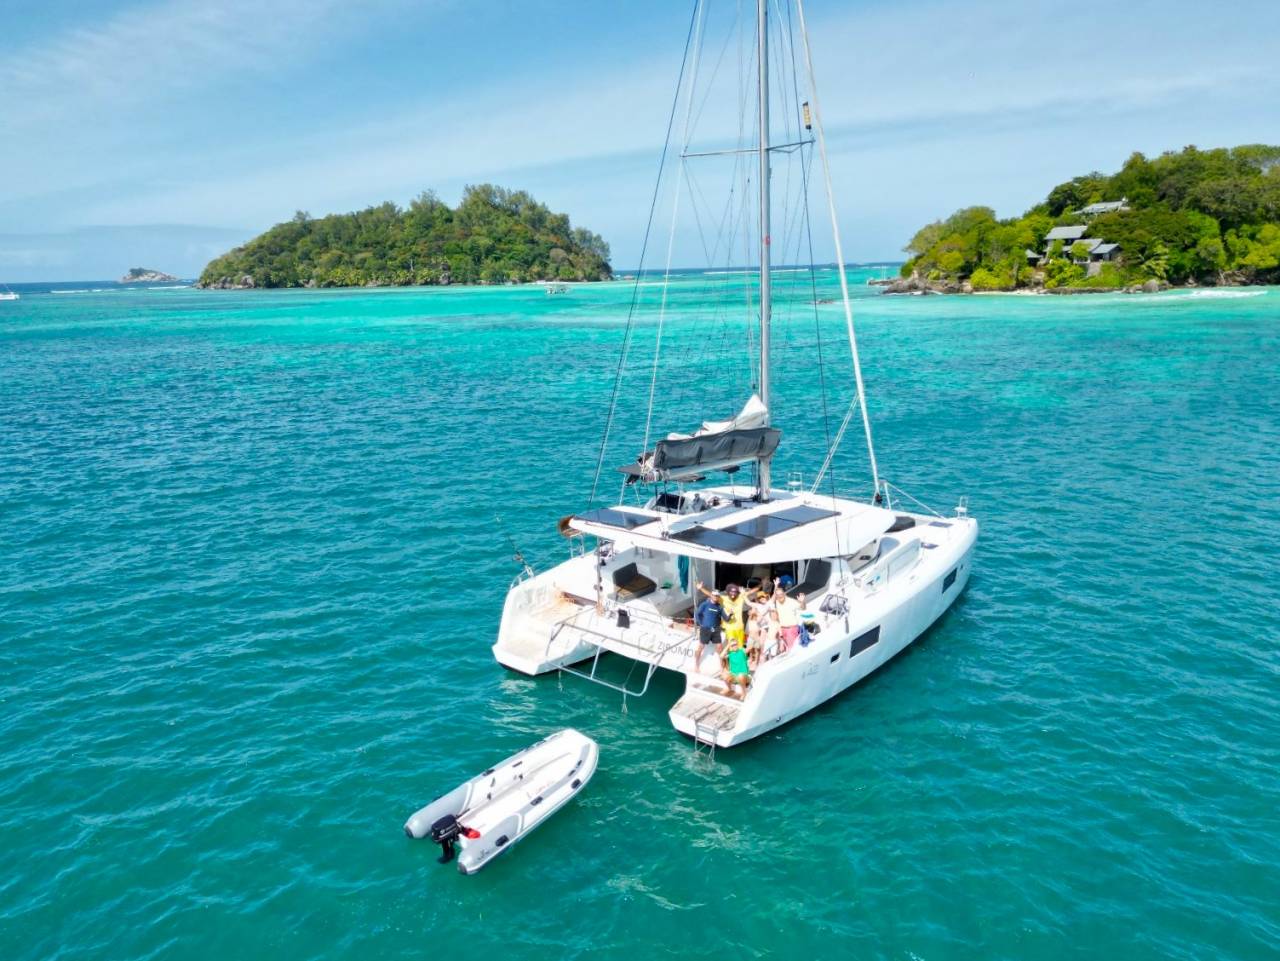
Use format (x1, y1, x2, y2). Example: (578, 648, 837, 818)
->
(671, 520, 977, 747)
(492, 565, 600, 675)
(493, 504, 977, 748)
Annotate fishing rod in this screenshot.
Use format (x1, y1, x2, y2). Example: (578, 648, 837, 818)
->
(495, 514, 535, 579)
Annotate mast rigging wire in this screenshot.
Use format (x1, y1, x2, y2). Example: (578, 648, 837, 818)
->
(588, 1, 702, 506)
(794, 0, 882, 497)
(641, 0, 708, 464)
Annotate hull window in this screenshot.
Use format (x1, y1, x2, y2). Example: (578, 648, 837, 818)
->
(942, 568, 957, 592)
(849, 626, 881, 657)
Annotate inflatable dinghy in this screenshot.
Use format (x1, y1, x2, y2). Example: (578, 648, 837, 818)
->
(404, 728, 598, 874)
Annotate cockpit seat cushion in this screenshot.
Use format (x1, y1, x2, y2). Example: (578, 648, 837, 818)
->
(792, 559, 832, 596)
(612, 562, 657, 600)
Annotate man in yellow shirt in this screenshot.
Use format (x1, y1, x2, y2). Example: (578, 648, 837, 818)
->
(697, 581, 746, 647)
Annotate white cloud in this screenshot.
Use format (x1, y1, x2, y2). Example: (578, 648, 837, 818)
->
(4, 0, 1278, 271)
(0, 0, 379, 119)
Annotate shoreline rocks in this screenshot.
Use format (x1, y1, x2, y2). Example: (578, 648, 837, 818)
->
(879, 273, 1196, 296)
(194, 271, 608, 291)
(880, 270, 958, 295)
(200, 274, 257, 290)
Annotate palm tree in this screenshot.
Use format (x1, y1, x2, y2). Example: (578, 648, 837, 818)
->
(1140, 242, 1170, 281)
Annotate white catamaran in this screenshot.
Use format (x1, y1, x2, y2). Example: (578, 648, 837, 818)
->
(492, 0, 977, 748)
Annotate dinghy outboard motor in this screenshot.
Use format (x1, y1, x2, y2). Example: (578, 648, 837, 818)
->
(430, 814, 464, 864)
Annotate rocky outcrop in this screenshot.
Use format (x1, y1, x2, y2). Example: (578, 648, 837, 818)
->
(881, 270, 959, 295)
(120, 267, 179, 283)
(198, 274, 256, 290)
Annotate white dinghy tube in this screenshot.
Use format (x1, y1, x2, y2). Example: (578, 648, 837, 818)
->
(403, 728, 598, 874)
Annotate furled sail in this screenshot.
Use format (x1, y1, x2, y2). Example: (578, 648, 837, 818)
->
(620, 394, 781, 483)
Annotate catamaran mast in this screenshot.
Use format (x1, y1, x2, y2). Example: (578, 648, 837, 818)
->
(756, 0, 772, 500)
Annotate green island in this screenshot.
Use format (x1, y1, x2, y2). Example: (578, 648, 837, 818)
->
(892, 144, 1280, 293)
(198, 184, 612, 289)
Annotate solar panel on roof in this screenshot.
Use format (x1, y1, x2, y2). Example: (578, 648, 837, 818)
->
(574, 507, 653, 530)
(769, 504, 840, 526)
(669, 525, 763, 554)
(721, 513, 801, 540)
(715, 503, 840, 542)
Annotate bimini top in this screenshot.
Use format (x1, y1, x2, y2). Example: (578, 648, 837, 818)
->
(569, 492, 896, 563)
(619, 395, 780, 483)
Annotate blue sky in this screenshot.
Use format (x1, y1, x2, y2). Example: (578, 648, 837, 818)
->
(2, 0, 1278, 281)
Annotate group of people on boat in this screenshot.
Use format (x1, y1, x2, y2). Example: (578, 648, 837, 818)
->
(692, 579, 807, 699)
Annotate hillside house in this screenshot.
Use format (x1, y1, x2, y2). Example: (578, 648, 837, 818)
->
(1045, 225, 1087, 245)
(1037, 224, 1121, 271)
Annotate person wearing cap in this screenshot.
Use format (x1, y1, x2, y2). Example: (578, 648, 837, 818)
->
(746, 578, 773, 621)
(696, 580, 745, 644)
(747, 607, 776, 662)
(693, 587, 725, 670)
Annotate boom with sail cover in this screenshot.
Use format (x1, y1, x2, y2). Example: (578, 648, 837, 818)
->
(620, 394, 780, 483)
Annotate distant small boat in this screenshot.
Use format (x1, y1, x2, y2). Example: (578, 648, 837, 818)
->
(544, 282, 569, 295)
(0, 284, 18, 301)
(403, 729, 598, 874)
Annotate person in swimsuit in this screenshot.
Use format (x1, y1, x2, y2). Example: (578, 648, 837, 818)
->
(745, 608, 762, 654)
(761, 608, 782, 659)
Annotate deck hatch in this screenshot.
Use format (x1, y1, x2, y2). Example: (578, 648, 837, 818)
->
(574, 507, 654, 530)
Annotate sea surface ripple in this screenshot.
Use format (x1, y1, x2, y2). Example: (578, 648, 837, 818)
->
(1, 275, 1278, 960)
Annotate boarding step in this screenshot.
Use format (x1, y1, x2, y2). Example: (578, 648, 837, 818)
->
(672, 692, 741, 757)
(671, 692, 741, 734)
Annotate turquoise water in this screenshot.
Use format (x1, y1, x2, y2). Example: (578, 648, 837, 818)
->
(2, 275, 1277, 960)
